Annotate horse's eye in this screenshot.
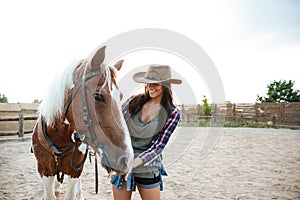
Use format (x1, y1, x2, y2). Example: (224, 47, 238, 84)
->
(93, 93, 105, 103)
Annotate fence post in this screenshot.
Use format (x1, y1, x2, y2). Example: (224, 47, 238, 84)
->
(254, 103, 258, 122)
(280, 103, 284, 124)
(233, 104, 236, 121)
(272, 115, 276, 126)
(239, 115, 244, 125)
(181, 104, 185, 121)
(18, 113, 24, 137)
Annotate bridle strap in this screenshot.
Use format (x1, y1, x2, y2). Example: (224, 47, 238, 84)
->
(81, 64, 100, 146)
(63, 62, 113, 174)
(63, 69, 102, 117)
(63, 62, 108, 151)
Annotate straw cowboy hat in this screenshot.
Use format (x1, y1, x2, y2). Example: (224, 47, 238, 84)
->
(133, 65, 182, 84)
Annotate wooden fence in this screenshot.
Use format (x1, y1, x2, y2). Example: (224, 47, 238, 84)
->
(0, 114, 37, 137)
(179, 102, 300, 127)
(1, 103, 300, 138)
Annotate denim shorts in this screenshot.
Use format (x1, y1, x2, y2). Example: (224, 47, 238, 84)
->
(134, 174, 161, 189)
(110, 167, 167, 191)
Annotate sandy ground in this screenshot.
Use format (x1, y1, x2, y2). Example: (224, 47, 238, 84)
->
(0, 127, 300, 200)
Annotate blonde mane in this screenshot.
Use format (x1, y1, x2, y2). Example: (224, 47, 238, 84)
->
(38, 60, 81, 126)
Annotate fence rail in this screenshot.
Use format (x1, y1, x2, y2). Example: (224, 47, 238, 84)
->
(1, 102, 300, 138)
(0, 114, 37, 137)
(183, 114, 300, 128)
(179, 102, 300, 128)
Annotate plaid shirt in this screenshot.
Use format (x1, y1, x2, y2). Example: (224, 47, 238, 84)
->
(122, 96, 181, 166)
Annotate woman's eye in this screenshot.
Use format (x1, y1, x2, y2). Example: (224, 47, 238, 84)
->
(93, 93, 105, 103)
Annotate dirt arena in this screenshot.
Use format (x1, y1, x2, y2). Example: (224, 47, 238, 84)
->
(0, 127, 299, 200)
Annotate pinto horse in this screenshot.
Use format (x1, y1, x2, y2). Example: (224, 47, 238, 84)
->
(32, 46, 133, 200)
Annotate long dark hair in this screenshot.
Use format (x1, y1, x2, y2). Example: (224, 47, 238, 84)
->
(128, 83, 174, 123)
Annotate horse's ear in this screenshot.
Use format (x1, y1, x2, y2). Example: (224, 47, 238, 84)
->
(114, 60, 124, 71)
(90, 46, 106, 71)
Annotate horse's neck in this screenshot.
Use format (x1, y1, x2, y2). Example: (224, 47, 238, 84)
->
(46, 115, 74, 146)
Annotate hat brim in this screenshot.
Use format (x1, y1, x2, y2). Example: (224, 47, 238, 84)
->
(133, 72, 182, 84)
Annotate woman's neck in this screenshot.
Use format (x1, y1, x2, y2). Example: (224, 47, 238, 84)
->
(149, 95, 162, 105)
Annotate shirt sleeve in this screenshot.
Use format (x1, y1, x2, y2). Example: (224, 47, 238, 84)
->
(138, 106, 181, 166)
(122, 96, 135, 120)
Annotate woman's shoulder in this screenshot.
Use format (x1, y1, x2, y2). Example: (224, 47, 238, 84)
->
(171, 104, 180, 112)
(171, 105, 181, 118)
(124, 95, 138, 105)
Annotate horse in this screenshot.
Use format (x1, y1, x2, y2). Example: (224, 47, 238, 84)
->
(31, 46, 133, 200)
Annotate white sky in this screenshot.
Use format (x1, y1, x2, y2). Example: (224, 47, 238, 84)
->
(0, 0, 299, 104)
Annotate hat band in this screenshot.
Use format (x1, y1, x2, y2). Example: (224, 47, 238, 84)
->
(145, 76, 167, 81)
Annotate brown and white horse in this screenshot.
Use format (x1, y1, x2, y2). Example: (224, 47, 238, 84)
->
(32, 46, 133, 200)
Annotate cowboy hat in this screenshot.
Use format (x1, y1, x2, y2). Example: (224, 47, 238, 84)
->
(133, 65, 182, 84)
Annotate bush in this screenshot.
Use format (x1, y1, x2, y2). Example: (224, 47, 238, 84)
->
(198, 119, 208, 127)
(243, 120, 257, 128)
(223, 121, 241, 127)
(202, 96, 213, 116)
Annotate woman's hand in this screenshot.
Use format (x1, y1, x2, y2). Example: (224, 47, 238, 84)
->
(124, 157, 143, 181)
(107, 170, 118, 179)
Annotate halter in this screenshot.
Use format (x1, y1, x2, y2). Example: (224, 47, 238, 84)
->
(63, 61, 113, 172)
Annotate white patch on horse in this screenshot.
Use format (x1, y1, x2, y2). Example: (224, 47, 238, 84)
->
(64, 118, 70, 125)
(38, 59, 81, 126)
(78, 143, 87, 154)
(54, 179, 62, 194)
(64, 177, 84, 200)
(111, 84, 133, 155)
(42, 176, 56, 200)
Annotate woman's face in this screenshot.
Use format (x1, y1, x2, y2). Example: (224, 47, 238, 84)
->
(146, 83, 163, 99)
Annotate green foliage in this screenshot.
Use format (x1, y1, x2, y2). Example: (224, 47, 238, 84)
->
(0, 94, 8, 103)
(224, 120, 266, 128)
(257, 80, 300, 103)
(202, 96, 213, 116)
(242, 120, 257, 128)
(223, 121, 241, 127)
(33, 99, 42, 103)
(198, 119, 208, 127)
(225, 100, 231, 105)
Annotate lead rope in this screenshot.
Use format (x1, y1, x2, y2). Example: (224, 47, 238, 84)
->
(89, 150, 99, 194)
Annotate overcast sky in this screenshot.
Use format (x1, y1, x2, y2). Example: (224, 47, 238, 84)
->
(0, 0, 299, 104)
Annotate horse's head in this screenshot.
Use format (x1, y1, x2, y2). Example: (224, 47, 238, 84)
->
(68, 46, 133, 174)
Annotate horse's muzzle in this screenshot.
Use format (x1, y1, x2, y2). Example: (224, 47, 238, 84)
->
(99, 146, 133, 175)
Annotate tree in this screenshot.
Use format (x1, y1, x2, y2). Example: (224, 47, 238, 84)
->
(33, 99, 42, 103)
(0, 94, 8, 103)
(257, 80, 300, 103)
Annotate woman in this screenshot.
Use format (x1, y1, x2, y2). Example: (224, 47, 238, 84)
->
(110, 65, 182, 200)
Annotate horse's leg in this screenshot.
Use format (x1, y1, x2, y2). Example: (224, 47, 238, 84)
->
(64, 176, 84, 200)
(75, 178, 84, 200)
(42, 176, 56, 200)
(54, 179, 62, 195)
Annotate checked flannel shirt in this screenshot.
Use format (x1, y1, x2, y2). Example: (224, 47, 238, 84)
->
(122, 96, 181, 167)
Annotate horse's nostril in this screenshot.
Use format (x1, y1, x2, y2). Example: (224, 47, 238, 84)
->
(118, 156, 129, 173)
